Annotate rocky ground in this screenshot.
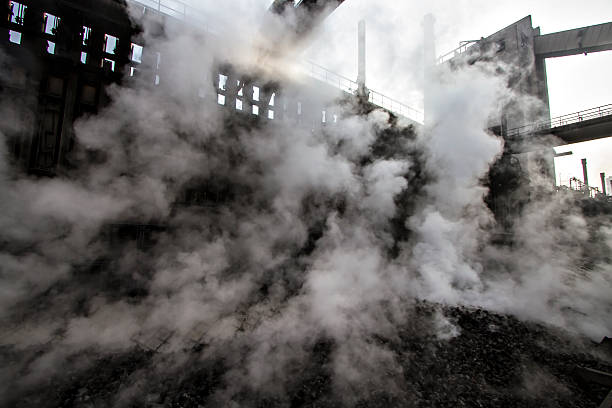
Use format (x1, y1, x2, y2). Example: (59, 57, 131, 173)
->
(3, 302, 611, 408)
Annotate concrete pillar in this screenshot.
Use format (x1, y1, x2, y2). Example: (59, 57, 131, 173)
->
(357, 20, 366, 92)
(581, 158, 589, 187)
(601, 172, 607, 195)
(423, 14, 436, 126)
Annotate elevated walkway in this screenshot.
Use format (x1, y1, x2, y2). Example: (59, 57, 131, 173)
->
(506, 104, 612, 145)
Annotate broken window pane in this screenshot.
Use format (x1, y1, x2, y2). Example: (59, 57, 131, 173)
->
(217, 94, 225, 105)
(218, 74, 227, 91)
(101, 58, 116, 71)
(252, 86, 260, 101)
(43, 13, 60, 35)
(104, 34, 118, 55)
(269, 93, 275, 106)
(131, 43, 143, 63)
(130, 66, 138, 77)
(46, 41, 56, 54)
(252, 105, 259, 115)
(82, 26, 91, 46)
(9, 2, 27, 25)
(80, 52, 87, 64)
(8, 30, 22, 44)
(237, 81, 243, 96)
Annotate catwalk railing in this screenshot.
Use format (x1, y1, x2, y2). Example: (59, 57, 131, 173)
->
(127, 0, 424, 124)
(506, 104, 612, 139)
(302, 61, 424, 124)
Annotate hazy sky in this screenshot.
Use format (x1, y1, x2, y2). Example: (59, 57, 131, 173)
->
(182, 0, 611, 190)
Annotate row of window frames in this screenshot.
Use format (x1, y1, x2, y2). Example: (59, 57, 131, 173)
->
(8, 3, 145, 63)
(217, 94, 337, 124)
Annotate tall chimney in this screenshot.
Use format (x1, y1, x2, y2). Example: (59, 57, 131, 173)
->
(357, 19, 366, 92)
(581, 158, 589, 187)
(423, 14, 436, 126)
(601, 172, 607, 195)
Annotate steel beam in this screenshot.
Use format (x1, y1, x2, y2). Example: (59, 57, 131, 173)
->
(535, 22, 612, 59)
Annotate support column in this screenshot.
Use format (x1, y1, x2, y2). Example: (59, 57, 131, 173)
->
(601, 172, 607, 196)
(582, 158, 589, 187)
(423, 14, 436, 126)
(357, 20, 366, 96)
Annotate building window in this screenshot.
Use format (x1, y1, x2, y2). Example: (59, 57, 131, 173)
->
(252, 86, 260, 102)
(8, 30, 22, 44)
(131, 43, 143, 63)
(217, 94, 225, 105)
(218, 74, 227, 91)
(43, 13, 60, 35)
(103, 34, 118, 55)
(236, 99, 243, 110)
(101, 58, 116, 72)
(155, 74, 160, 85)
(46, 41, 56, 54)
(82, 26, 91, 46)
(80, 52, 88, 64)
(269, 93, 275, 106)
(130, 66, 138, 77)
(297, 102, 302, 115)
(268, 110, 274, 120)
(252, 105, 259, 115)
(9, 2, 27, 25)
(237, 81, 244, 96)
(322, 110, 326, 123)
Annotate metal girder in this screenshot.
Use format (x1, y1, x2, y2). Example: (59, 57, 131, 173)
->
(535, 21, 612, 58)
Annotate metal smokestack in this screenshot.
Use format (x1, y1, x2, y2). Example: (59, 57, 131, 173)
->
(581, 158, 589, 187)
(357, 19, 366, 92)
(601, 172, 607, 195)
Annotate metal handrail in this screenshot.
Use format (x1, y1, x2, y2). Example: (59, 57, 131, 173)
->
(302, 60, 424, 124)
(437, 40, 479, 65)
(506, 104, 612, 138)
(126, 0, 424, 124)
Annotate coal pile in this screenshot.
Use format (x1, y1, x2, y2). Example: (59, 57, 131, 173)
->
(4, 302, 611, 408)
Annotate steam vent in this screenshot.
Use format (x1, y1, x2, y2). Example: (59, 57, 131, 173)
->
(2, 0, 612, 407)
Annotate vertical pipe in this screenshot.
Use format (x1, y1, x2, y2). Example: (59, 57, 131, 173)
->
(357, 20, 366, 94)
(423, 14, 436, 126)
(601, 172, 607, 196)
(581, 158, 589, 187)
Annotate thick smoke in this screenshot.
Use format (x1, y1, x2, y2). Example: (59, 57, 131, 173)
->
(0, 0, 610, 405)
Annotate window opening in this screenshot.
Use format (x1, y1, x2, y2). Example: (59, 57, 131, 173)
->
(218, 74, 227, 91)
(322, 110, 326, 123)
(237, 80, 243, 96)
(101, 58, 116, 72)
(8, 30, 22, 44)
(252, 105, 259, 115)
(82, 26, 91, 46)
(104, 34, 118, 55)
(236, 99, 243, 110)
(155, 74, 160, 85)
(269, 92, 275, 106)
(43, 13, 60, 35)
(252, 86, 260, 101)
(155, 52, 161, 70)
(46, 41, 56, 54)
(268, 110, 274, 120)
(80, 51, 87, 64)
(297, 102, 302, 115)
(9, 2, 26, 25)
(217, 94, 226, 105)
(130, 43, 143, 63)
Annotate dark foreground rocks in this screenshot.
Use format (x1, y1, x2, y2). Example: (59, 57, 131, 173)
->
(3, 302, 611, 408)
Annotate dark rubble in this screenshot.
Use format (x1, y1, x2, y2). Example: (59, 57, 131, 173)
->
(4, 302, 611, 408)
